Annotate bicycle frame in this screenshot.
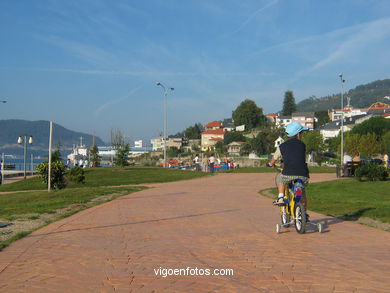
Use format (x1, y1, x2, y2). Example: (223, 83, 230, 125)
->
(270, 166, 322, 233)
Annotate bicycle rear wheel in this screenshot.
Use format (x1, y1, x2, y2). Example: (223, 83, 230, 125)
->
(295, 203, 307, 234)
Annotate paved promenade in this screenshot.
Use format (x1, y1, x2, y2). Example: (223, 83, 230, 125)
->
(0, 173, 389, 292)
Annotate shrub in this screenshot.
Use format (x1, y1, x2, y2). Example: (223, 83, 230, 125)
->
(67, 166, 85, 184)
(355, 163, 388, 181)
(36, 161, 67, 189)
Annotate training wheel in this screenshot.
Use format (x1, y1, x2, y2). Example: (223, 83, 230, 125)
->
(318, 223, 323, 233)
(276, 224, 281, 233)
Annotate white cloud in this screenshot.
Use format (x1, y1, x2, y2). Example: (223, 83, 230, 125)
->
(95, 85, 143, 116)
(230, 0, 279, 35)
(38, 35, 117, 67)
(286, 17, 390, 83)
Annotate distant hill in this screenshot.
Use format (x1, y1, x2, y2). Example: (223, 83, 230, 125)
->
(0, 120, 105, 157)
(296, 79, 390, 112)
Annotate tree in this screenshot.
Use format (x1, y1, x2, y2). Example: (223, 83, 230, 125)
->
(111, 129, 130, 167)
(51, 149, 62, 163)
(90, 145, 101, 167)
(381, 131, 390, 153)
(301, 131, 325, 153)
(114, 145, 130, 167)
(351, 116, 390, 139)
(246, 128, 283, 156)
(359, 133, 380, 157)
(184, 124, 201, 139)
(314, 110, 330, 128)
(167, 147, 180, 158)
(282, 90, 297, 116)
(225, 131, 246, 144)
(214, 141, 225, 154)
(344, 133, 361, 156)
(36, 160, 67, 190)
(240, 143, 252, 156)
(232, 99, 266, 130)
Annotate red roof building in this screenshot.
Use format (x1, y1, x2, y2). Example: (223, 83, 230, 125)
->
(201, 121, 225, 151)
(205, 120, 223, 129)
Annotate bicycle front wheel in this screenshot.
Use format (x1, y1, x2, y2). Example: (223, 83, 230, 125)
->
(295, 203, 307, 234)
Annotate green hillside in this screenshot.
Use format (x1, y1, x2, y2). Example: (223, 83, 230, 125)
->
(0, 119, 105, 156)
(297, 79, 390, 112)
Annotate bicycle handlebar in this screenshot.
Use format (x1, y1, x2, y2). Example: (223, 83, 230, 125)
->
(266, 162, 282, 173)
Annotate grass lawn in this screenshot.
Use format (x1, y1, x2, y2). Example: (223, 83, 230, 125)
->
(0, 186, 146, 220)
(0, 166, 210, 192)
(225, 166, 336, 174)
(260, 179, 390, 224)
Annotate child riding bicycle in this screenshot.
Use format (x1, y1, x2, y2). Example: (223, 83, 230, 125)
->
(268, 122, 310, 208)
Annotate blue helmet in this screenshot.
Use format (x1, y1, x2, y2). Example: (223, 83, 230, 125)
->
(285, 121, 309, 137)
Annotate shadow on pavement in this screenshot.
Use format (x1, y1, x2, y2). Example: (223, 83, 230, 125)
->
(29, 208, 241, 237)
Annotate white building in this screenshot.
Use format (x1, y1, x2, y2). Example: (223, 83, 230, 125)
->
(318, 114, 367, 140)
(274, 112, 317, 130)
(235, 125, 245, 132)
(151, 137, 164, 151)
(134, 140, 143, 148)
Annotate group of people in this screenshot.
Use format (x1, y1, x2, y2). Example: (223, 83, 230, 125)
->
(192, 154, 238, 173)
(67, 158, 89, 168)
(343, 151, 389, 168)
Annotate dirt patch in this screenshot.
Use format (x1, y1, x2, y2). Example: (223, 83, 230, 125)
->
(358, 217, 390, 232)
(259, 188, 275, 199)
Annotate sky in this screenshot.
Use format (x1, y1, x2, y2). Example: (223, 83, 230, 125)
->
(1, 0, 389, 145)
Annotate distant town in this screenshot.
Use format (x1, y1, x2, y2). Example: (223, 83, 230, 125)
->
(67, 98, 390, 169)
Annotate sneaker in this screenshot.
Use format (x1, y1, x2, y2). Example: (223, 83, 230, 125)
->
(273, 197, 284, 205)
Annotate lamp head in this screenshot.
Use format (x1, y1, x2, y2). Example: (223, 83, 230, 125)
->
(170, 87, 174, 91)
(18, 136, 22, 144)
(29, 136, 33, 144)
(156, 82, 161, 86)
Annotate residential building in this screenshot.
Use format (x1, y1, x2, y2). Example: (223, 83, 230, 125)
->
(222, 118, 235, 132)
(291, 112, 316, 130)
(276, 115, 292, 128)
(134, 140, 143, 148)
(151, 137, 164, 151)
(235, 125, 245, 131)
(265, 113, 278, 124)
(205, 120, 223, 130)
(201, 121, 226, 151)
(328, 102, 390, 121)
(328, 105, 367, 121)
(227, 141, 245, 156)
(318, 114, 367, 140)
(366, 102, 390, 116)
(167, 137, 186, 149)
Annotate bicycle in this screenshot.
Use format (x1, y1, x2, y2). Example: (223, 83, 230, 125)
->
(267, 164, 323, 234)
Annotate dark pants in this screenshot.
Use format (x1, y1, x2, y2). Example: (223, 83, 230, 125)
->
(209, 163, 214, 172)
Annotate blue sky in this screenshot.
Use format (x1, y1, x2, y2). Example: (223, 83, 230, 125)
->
(1, 0, 389, 144)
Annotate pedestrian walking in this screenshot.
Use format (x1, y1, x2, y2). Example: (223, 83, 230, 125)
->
(209, 153, 216, 173)
(193, 154, 200, 171)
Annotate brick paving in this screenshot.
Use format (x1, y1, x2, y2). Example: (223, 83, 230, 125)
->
(0, 173, 389, 292)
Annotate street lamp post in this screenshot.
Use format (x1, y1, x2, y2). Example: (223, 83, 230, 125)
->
(156, 82, 174, 168)
(18, 134, 33, 179)
(339, 73, 346, 166)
